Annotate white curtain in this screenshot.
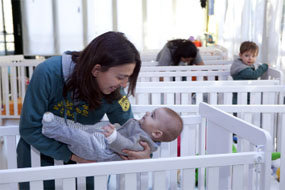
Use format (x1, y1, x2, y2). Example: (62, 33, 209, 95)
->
(20, 0, 205, 55)
(21, 0, 55, 55)
(215, 0, 266, 60)
(215, 0, 284, 68)
(281, 3, 285, 72)
(264, 0, 284, 67)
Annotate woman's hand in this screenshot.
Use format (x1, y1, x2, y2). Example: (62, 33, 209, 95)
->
(121, 141, 151, 160)
(71, 154, 96, 163)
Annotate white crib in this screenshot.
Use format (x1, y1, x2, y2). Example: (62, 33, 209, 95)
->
(198, 45, 228, 60)
(133, 104, 285, 190)
(1, 58, 283, 125)
(138, 66, 283, 82)
(0, 103, 272, 190)
(130, 84, 285, 106)
(140, 45, 228, 62)
(141, 60, 232, 66)
(0, 59, 43, 125)
(140, 64, 231, 72)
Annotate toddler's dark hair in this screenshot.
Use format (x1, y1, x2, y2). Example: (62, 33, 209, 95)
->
(240, 41, 259, 55)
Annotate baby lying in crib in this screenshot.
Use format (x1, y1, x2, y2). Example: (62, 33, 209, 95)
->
(42, 107, 183, 162)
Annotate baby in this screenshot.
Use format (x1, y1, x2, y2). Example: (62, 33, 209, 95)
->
(230, 41, 268, 80)
(42, 107, 183, 162)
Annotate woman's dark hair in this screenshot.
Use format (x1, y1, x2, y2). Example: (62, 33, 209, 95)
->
(167, 39, 198, 65)
(64, 31, 141, 109)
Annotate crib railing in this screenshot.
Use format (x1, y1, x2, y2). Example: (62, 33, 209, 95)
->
(140, 64, 284, 82)
(140, 45, 228, 62)
(138, 66, 283, 82)
(131, 84, 285, 105)
(138, 70, 232, 81)
(141, 60, 232, 66)
(141, 64, 231, 71)
(0, 103, 272, 190)
(136, 80, 280, 87)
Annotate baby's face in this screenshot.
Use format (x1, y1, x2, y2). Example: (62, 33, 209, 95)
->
(239, 51, 257, 66)
(139, 108, 168, 136)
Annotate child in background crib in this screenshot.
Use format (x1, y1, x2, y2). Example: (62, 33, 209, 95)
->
(230, 41, 268, 80)
(230, 41, 268, 104)
(42, 107, 183, 161)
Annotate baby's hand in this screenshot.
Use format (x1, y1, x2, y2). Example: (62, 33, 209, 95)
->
(102, 124, 115, 137)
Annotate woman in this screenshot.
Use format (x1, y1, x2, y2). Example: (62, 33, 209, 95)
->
(17, 31, 150, 189)
(156, 39, 204, 66)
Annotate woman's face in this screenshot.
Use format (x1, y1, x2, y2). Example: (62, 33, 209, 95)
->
(180, 57, 193, 64)
(92, 63, 136, 95)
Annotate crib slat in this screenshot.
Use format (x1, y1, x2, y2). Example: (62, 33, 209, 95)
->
(175, 92, 181, 104)
(95, 175, 107, 190)
(207, 120, 232, 189)
(169, 170, 177, 189)
(196, 93, 203, 104)
(223, 92, 232, 104)
(181, 93, 187, 104)
(159, 140, 175, 190)
(206, 167, 219, 190)
(209, 92, 217, 104)
(138, 172, 149, 190)
(170, 139, 177, 157)
(198, 119, 206, 190)
(2, 136, 18, 190)
(10, 66, 18, 116)
(208, 76, 215, 81)
(263, 92, 276, 104)
(166, 93, 174, 104)
(1, 144, 18, 190)
(125, 173, 136, 190)
(152, 77, 159, 82)
(232, 164, 244, 190)
(30, 181, 43, 190)
(238, 92, 247, 105)
(182, 168, 195, 190)
(54, 160, 64, 190)
(2, 67, 10, 115)
(277, 113, 285, 152)
(197, 76, 203, 81)
(6, 136, 17, 169)
(31, 146, 41, 167)
(251, 93, 261, 128)
(181, 125, 196, 156)
(152, 93, 161, 104)
(169, 139, 178, 189)
(20, 66, 27, 99)
(63, 178, 76, 190)
(153, 171, 166, 190)
(262, 113, 274, 144)
(279, 113, 285, 189)
(137, 93, 149, 104)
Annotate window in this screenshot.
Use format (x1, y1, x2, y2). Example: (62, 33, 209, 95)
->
(0, 0, 14, 55)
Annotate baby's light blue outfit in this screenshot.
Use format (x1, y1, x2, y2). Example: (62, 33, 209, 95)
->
(42, 112, 158, 161)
